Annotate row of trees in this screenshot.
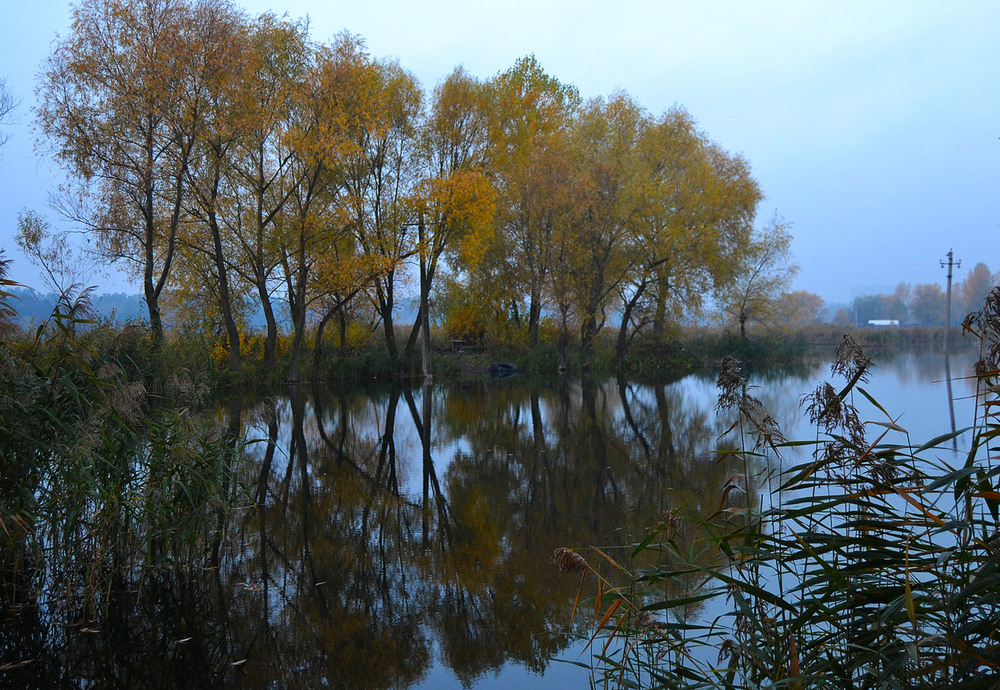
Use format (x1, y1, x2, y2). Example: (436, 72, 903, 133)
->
(31, 0, 787, 379)
(838, 262, 996, 327)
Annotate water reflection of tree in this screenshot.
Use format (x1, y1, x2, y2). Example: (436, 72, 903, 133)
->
(0, 401, 248, 688)
(2, 373, 760, 688)
(432, 375, 753, 680)
(225, 386, 431, 689)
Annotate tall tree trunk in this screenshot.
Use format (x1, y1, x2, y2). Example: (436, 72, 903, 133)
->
(580, 315, 597, 370)
(144, 279, 163, 343)
(404, 301, 422, 362)
(416, 214, 434, 379)
(257, 277, 278, 371)
(557, 303, 570, 372)
(287, 308, 304, 383)
(337, 306, 347, 349)
(285, 227, 308, 384)
(311, 309, 335, 376)
(617, 281, 647, 362)
(252, 155, 279, 371)
(214, 236, 242, 372)
(528, 291, 542, 348)
(421, 285, 432, 379)
(206, 176, 241, 372)
(652, 276, 668, 342)
(377, 278, 399, 363)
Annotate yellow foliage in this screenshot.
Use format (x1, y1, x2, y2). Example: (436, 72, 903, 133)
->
(209, 326, 265, 365)
(416, 168, 497, 271)
(344, 321, 376, 350)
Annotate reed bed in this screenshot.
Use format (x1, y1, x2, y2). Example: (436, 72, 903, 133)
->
(555, 287, 1000, 688)
(0, 282, 242, 637)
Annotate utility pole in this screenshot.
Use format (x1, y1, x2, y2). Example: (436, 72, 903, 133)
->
(940, 249, 961, 353)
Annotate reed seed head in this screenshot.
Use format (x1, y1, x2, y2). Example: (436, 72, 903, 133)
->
(551, 547, 588, 575)
(718, 638, 736, 664)
(715, 356, 747, 412)
(832, 334, 872, 384)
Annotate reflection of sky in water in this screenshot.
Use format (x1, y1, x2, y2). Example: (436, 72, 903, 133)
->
(671, 350, 982, 465)
(762, 350, 981, 458)
(237, 347, 985, 689)
(418, 638, 594, 689)
(426, 352, 985, 687)
(443, 350, 977, 689)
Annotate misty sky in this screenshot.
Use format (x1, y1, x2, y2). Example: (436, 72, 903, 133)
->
(1, 0, 997, 305)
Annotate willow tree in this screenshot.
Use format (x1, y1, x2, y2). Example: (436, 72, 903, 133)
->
(557, 93, 647, 366)
(716, 215, 797, 338)
(278, 34, 375, 383)
(173, 0, 252, 370)
(617, 108, 762, 356)
(410, 68, 495, 377)
(309, 59, 419, 369)
(221, 14, 310, 371)
(340, 55, 423, 364)
(488, 56, 580, 348)
(38, 0, 205, 340)
(536, 125, 582, 369)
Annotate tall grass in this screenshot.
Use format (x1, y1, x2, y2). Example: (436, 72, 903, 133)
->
(0, 285, 242, 628)
(554, 287, 1000, 688)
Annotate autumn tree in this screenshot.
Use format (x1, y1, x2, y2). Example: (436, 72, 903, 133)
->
(557, 93, 646, 365)
(911, 282, 946, 326)
(959, 262, 995, 316)
(223, 14, 310, 370)
(717, 215, 797, 338)
(617, 108, 762, 356)
(277, 33, 380, 383)
(833, 307, 852, 328)
(536, 124, 582, 369)
(308, 55, 420, 369)
(0, 77, 18, 151)
(38, 0, 206, 340)
(412, 67, 495, 376)
(173, 0, 252, 370)
(310, 249, 378, 368)
(339, 53, 423, 365)
(772, 290, 825, 328)
(487, 56, 579, 348)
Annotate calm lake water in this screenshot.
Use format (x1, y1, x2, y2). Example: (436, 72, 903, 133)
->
(1, 347, 981, 688)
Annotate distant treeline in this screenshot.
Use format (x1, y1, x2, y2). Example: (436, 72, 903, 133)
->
(8, 289, 145, 327)
(829, 262, 997, 327)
